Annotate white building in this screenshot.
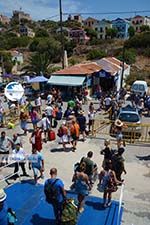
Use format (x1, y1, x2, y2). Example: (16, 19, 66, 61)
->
(93, 19, 112, 39)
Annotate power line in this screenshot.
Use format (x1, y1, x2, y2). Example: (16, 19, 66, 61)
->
(42, 14, 59, 20)
(63, 10, 150, 16)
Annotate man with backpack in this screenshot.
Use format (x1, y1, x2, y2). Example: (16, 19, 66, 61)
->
(79, 151, 96, 186)
(44, 168, 66, 225)
(112, 147, 127, 181)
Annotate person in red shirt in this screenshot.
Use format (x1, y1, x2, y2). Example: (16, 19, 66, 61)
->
(29, 126, 43, 152)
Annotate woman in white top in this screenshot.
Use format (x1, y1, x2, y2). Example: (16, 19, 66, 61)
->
(35, 95, 42, 114)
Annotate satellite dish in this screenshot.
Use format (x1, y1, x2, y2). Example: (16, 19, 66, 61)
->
(4, 82, 24, 101)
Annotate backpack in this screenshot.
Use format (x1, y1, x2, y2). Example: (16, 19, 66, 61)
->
(98, 171, 111, 192)
(80, 157, 93, 176)
(44, 179, 59, 203)
(57, 127, 63, 137)
(56, 110, 63, 120)
(61, 199, 78, 224)
(98, 170, 117, 193)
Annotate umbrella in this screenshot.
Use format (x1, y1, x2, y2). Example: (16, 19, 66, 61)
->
(28, 76, 48, 83)
(4, 82, 24, 101)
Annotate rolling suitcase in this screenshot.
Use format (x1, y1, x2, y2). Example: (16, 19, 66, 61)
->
(48, 130, 56, 141)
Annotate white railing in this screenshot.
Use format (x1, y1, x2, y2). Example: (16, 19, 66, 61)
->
(0, 161, 21, 184)
(117, 183, 125, 225)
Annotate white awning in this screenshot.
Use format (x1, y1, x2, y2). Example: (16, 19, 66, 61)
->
(48, 76, 86, 86)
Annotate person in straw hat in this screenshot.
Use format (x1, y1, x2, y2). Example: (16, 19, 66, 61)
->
(114, 119, 126, 148)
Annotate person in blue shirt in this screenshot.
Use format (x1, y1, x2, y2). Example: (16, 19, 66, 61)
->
(7, 208, 17, 225)
(28, 148, 44, 184)
(0, 189, 8, 225)
(44, 168, 66, 225)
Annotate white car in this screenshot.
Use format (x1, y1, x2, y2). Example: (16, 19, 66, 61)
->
(131, 80, 148, 97)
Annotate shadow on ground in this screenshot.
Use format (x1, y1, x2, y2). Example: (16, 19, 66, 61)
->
(50, 147, 73, 153)
(136, 155, 150, 161)
(85, 200, 105, 210)
(30, 214, 55, 225)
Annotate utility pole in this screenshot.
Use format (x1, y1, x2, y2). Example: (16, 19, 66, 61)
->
(59, 0, 65, 69)
(0, 55, 5, 82)
(120, 45, 125, 89)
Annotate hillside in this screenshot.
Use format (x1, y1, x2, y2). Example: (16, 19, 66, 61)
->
(0, 20, 149, 82)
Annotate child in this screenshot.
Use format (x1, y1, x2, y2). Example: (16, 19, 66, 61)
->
(7, 208, 17, 225)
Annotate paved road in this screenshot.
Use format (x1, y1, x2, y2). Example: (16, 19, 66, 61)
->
(0, 99, 150, 225)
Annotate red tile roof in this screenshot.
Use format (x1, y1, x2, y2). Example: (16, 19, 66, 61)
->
(53, 62, 102, 76)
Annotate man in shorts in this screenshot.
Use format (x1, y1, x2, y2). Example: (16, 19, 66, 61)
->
(28, 148, 44, 184)
(44, 168, 66, 225)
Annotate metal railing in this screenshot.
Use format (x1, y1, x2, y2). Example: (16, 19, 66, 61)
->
(92, 119, 150, 144)
(0, 160, 21, 185)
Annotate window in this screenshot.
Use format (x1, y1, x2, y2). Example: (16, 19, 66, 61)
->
(132, 84, 138, 90)
(139, 85, 145, 91)
(119, 113, 139, 123)
(100, 27, 103, 32)
(95, 27, 98, 31)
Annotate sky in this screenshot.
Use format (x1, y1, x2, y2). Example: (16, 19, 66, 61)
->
(0, 0, 150, 21)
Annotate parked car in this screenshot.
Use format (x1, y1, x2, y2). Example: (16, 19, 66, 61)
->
(110, 104, 142, 139)
(131, 80, 148, 97)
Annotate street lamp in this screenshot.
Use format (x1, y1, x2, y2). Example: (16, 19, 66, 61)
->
(59, 0, 65, 69)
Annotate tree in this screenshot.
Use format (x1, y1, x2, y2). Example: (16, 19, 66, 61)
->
(125, 31, 150, 48)
(35, 28, 49, 37)
(29, 38, 61, 62)
(0, 51, 13, 73)
(24, 38, 61, 74)
(117, 48, 136, 65)
(128, 26, 135, 38)
(87, 49, 106, 60)
(85, 28, 97, 40)
(63, 20, 82, 28)
(24, 52, 50, 75)
(64, 40, 76, 57)
(106, 28, 118, 39)
(69, 56, 80, 66)
(140, 25, 150, 32)
(29, 38, 40, 52)
(4, 36, 31, 50)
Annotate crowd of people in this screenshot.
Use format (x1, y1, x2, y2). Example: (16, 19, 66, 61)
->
(1, 85, 149, 225)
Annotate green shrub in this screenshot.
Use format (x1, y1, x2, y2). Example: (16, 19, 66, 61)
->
(143, 48, 150, 57)
(125, 31, 150, 49)
(87, 49, 106, 60)
(69, 57, 80, 66)
(117, 48, 137, 65)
